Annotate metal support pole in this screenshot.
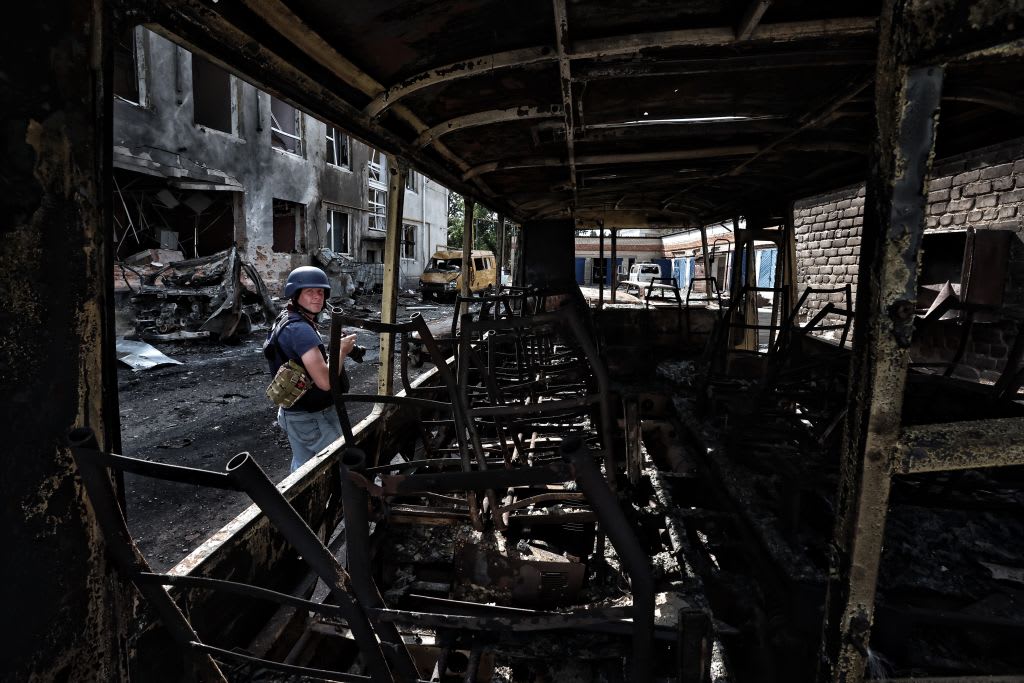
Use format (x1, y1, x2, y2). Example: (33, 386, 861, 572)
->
(743, 218, 758, 350)
(783, 201, 798, 324)
(817, 36, 944, 682)
(496, 214, 506, 288)
(378, 155, 408, 398)
(510, 225, 521, 287)
(461, 196, 475, 316)
(598, 226, 605, 309)
(699, 224, 711, 298)
(610, 229, 618, 303)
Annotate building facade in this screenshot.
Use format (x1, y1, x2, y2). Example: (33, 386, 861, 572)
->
(112, 26, 448, 293)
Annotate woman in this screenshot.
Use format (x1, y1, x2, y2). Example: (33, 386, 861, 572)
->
(264, 266, 357, 472)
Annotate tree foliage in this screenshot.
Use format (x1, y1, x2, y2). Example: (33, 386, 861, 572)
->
(447, 193, 500, 254)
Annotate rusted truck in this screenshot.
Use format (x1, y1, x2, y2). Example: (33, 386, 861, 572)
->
(419, 247, 497, 301)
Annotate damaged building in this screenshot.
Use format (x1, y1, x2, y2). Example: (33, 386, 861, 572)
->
(111, 25, 449, 295)
(5, 1, 1024, 683)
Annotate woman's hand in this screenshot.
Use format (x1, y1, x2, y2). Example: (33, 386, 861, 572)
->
(338, 334, 358, 368)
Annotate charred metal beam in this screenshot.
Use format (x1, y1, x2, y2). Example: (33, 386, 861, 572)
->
(816, 0, 945, 674)
(552, 0, 579, 207)
(69, 432, 226, 681)
(735, 0, 773, 41)
(364, 46, 555, 118)
(366, 605, 632, 631)
(942, 86, 1024, 116)
(562, 437, 653, 682)
(573, 50, 875, 82)
(878, 677, 1024, 683)
(365, 19, 876, 117)
(463, 146, 758, 181)
(152, 0, 506, 214)
(380, 462, 571, 495)
(238, 0, 497, 203)
(341, 454, 421, 681)
(571, 17, 877, 59)
(414, 105, 562, 148)
(899, 1, 1024, 63)
(402, 595, 681, 641)
(661, 74, 871, 211)
(225, 453, 394, 683)
(185, 641, 404, 683)
(897, 417, 1024, 474)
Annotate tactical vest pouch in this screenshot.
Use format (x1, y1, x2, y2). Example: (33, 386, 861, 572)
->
(266, 360, 311, 408)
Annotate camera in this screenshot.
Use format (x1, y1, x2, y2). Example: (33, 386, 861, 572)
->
(348, 344, 368, 363)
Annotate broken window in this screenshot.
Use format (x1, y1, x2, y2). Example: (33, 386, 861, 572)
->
(326, 125, 350, 168)
(366, 249, 377, 263)
(405, 170, 418, 192)
(272, 199, 305, 253)
(326, 208, 351, 255)
(918, 228, 1012, 315)
(368, 149, 388, 231)
(401, 224, 417, 260)
(192, 54, 233, 133)
(113, 25, 144, 104)
(270, 97, 303, 155)
(368, 148, 386, 185)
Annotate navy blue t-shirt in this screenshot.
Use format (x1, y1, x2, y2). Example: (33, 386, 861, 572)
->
(266, 312, 334, 412)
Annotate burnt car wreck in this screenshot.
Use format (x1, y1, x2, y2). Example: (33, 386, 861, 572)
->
(120, 246, 278, 342)
(6, 1, 1024, 683)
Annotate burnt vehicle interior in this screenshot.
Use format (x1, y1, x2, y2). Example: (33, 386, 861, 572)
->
(8, 1, 1024, 683)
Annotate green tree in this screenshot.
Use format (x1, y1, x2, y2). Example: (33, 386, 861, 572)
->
(447, 193, 498, 253)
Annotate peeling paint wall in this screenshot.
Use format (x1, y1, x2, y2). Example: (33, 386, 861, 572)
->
(113, 28, 448, 294)
(1, 2, 128, 679)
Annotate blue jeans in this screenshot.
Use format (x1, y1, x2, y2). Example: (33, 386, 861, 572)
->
(278, 406, 343, 473)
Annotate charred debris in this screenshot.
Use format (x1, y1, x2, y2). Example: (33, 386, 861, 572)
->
(7, 1, 1024, 683)
(81, 274, 1024, 682)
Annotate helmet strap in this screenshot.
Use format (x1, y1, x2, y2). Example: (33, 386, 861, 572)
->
(288, 298, 320, 323)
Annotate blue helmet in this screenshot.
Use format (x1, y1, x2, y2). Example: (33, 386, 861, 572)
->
(284, 266, 331, 298)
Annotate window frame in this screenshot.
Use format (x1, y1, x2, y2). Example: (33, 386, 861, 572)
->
(325, 125, 350, 169)
(270, 97, 304, 156)
(192, 53, 238, 135)
(367, 149, 388, 231)
(401, 223, 417, 260)
(325, 207, 352, 255)
(113, 25, 148, 107)
(271, 199, 306, 254)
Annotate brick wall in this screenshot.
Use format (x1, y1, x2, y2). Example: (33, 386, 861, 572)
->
(792, 137, 1024, 381)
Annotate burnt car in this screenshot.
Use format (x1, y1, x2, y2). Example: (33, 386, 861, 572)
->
(125, 246, 277, 343)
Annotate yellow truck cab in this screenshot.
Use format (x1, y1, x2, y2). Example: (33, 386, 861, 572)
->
(419, 247, 497, 301)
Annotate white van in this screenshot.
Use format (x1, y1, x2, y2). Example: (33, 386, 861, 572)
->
(617, 262, 664, 296)
(629, 262, 662, 284)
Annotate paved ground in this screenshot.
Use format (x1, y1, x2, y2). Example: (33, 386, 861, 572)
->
(118, 293, 455, 570)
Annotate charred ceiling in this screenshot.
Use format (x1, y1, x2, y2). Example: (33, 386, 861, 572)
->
(146, 0, 1024, 228)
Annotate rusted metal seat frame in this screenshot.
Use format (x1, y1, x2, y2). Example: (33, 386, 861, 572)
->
(330, 311, 501, 532)
(67, 428, 409, 683)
